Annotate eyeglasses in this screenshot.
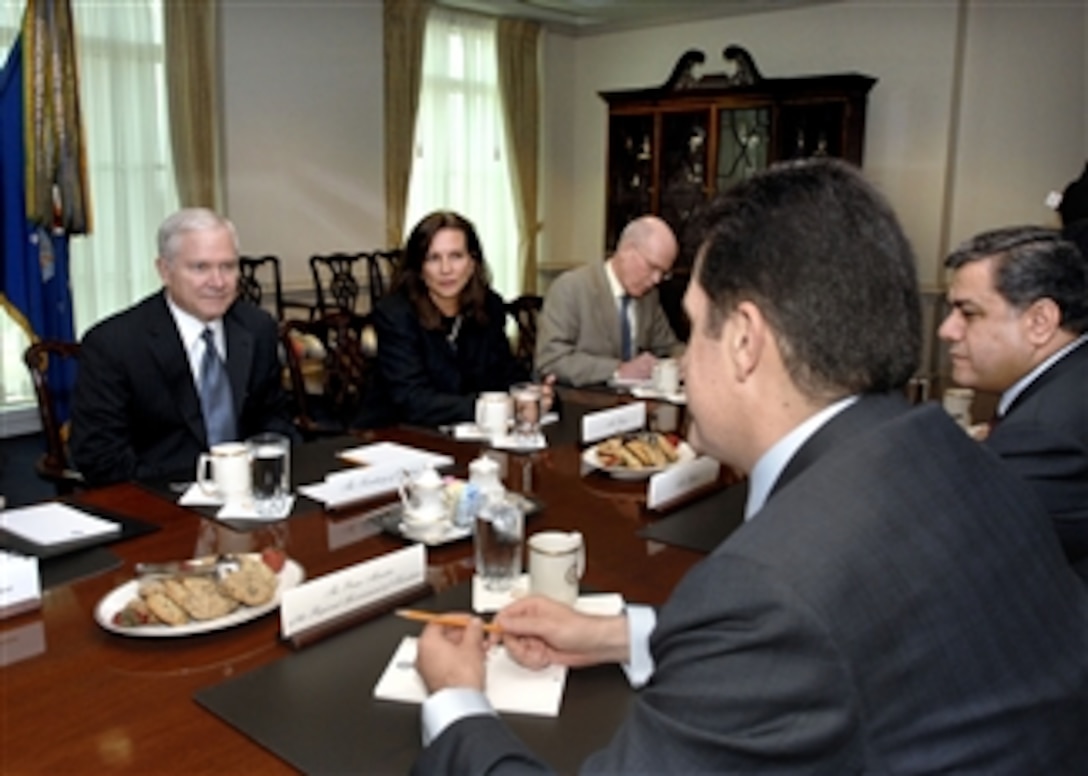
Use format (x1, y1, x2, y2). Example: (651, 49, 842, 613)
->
(637, 248, 673, 282)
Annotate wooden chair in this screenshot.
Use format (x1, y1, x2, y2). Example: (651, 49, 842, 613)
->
(309, 252, 369, 317)
(23, 340, 84, 494)
(280, 311, 378, 438)
(238, 255, 313, 320)
(506, 294, 543, 377)
(365, 248, 402, 310)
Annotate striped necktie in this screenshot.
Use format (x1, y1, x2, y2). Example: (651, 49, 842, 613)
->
(619, 294, 633, 361)
(200, 327, 237, 445)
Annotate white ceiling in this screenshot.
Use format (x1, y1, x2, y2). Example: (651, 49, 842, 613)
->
(434, 0, 839, 36)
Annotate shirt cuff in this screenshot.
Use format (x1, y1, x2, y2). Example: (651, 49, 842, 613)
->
(420, 687, 497, 746)
(621, 604, 656, 688)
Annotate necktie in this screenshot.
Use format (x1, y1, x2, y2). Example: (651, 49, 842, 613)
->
(200, 327, 237, 445)
(620, 294, 633, 361)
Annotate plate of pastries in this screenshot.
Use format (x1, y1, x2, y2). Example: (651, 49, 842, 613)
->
(95, 549, 304, 637)
(582, 431, 694, 480)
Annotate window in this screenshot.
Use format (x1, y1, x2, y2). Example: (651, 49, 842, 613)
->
(0, 1, 178, 416)
(405, 8, 519, 301)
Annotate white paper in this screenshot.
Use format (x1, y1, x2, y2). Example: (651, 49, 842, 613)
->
(336, 441, 455, 470)
(374, 636, 568, 717)
(0, 551, 41, 615)
(630, 386, 687, 405)
(647, 456, 721, 509)
(581, 403, 647, 444)
(178, 483, 222, 507)
(472, 574, 626, 617)
(0, 503, 120, 546)
(217, 496, 295, 521)
(280, 544, 426, 638)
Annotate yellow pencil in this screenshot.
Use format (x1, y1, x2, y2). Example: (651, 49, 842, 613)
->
(395, 608, 503, 634)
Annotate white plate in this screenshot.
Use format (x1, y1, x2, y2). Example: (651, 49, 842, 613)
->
(582, 438, 695, 480)
(94, 558, 305, 637)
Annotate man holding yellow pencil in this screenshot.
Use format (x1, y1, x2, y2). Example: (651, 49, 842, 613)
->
(409, 160, 1088, 773)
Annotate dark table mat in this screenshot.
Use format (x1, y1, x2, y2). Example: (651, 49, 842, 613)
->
(195, 583, 633, 774)
(638, 481, 749, 553)
(1, 500, 159, 590)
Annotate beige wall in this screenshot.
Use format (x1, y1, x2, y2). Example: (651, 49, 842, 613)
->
(218, 0, 1086, 291)
(539, 0, 1087, 286)
(221, 0, 385, 290)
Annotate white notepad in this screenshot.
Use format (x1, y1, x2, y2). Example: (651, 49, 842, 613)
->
(374, 637, 568, 717)
(0, 502, 120, 547)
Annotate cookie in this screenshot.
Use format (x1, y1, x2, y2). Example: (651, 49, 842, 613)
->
(220, 557, 278, 607)
(144, 590, 188, 626)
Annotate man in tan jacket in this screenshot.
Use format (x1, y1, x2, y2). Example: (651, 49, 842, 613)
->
(535, 215, 682, 386)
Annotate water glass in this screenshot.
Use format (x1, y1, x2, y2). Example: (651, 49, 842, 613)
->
(474, 496, 524, 592)
(510, 382, 543, 438)
(247, 432, 291, 516)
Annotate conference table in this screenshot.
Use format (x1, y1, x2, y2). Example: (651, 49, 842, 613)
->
(1, 390, 741, 774)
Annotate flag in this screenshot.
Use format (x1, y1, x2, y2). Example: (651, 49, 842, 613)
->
(1, 0, 91, 422)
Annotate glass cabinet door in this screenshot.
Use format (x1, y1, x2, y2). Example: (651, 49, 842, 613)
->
(607, 114, 655, 249)
(659, 111, 710, 238)
(716, 107, 770, 192)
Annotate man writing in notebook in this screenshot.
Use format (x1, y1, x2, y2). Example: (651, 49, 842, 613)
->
(409, 160, 1088, 773)
(535, 215, 682, 386)
(71, 208, 296, 485)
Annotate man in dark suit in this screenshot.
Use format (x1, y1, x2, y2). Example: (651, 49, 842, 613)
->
(409, 160, 1088, 773)
(938, 226, 1088, 578)
(71, 208, 297, 486)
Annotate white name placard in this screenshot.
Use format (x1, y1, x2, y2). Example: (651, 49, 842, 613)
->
(300, 457, 451, 509)
(0, 551, 41, 619)
(581, 402, 647, 444)
(280, 544, 426, 639)
(647, 456, 721, 510)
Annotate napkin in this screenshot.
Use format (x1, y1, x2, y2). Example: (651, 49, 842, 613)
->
(491, 432, 547, 451)
(631, 386, 687, 404)
(178, 483, 222, 507)
(373, 636, 568, 717)
(217, 496, 295, 521)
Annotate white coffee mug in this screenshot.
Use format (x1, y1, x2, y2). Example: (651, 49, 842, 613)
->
(529, 530, 585, 605)
(652, 358, 680, 395)
(475, 392, 512, 438)
(196, 442, 252, 506)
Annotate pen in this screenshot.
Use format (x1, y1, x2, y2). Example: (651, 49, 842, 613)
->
(395, 608, 503, 634)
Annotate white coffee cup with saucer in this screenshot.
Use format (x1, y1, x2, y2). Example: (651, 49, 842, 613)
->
(398, 467, 448, 536)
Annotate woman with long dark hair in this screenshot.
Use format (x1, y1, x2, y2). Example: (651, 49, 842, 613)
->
(371, 211, 532, 426)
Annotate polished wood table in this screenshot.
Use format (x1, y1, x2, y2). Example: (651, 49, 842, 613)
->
(1, 401, 711, 774)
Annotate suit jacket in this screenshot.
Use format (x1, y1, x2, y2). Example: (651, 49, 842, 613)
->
(370, 287, 528, 427)
(71, 291, 297, 485)
(985, 338, 1088, 577)
(535, 262, 680, 386)
(414, 395, 1088, 774)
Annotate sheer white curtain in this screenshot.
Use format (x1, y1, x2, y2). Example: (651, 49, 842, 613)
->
(0, 1, 177, 410)
(405, 8, 519, 301)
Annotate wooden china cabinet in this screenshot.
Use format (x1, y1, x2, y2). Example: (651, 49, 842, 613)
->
(601, 46, 876, 337)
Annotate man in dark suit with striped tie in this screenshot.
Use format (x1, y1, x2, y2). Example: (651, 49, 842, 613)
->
(408, 161, 1088, 774)
(71, 208, 297, 486)
(939, 225, 1088, 580)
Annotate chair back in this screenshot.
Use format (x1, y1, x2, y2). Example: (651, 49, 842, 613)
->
(506, 294, 543, 376)
(23, 340, 83, 493)
(366, 249, 402, 309)
(238, 255, 286, 319)
(280, 311, 377, 437)
(309, 253, 368, 316)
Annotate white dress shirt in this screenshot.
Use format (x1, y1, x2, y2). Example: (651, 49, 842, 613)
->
(164, 295, 227, 389)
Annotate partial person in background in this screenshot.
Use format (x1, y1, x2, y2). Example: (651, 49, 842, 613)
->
(939, 225, 1088, 579)
(370, 210, 551, 428)
(409, 159, 1088, 773)
(71, 208, 297, 486)
(535, 215, 682, 387)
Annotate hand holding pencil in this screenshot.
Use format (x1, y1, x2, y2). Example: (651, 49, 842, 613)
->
(405, 608, 492, 693)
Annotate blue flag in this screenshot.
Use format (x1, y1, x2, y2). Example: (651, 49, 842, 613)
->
(1, 1, 90, 422)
